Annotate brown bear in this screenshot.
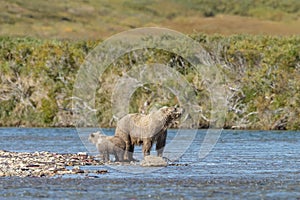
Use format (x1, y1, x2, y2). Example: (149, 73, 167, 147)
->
(88, 131, 126, 162)
(115, 106, 183, 161)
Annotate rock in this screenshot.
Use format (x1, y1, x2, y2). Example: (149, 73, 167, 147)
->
(140, 155, 168, 167)
(72, 166, 84, 174)
(77, 152, 88, 159)
(95, 169, 108, 174)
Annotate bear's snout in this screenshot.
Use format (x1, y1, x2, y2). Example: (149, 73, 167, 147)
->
(173, 107, 183, 119)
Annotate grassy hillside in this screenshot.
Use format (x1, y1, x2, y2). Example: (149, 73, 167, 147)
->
(0, 0, 299, 129)
(0, 35, 299, 129)
(0, 0, 300, 39)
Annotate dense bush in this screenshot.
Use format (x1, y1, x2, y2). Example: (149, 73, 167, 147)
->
(0, 34, 299, 130)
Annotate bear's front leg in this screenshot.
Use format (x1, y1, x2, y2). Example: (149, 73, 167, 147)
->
(103, 150, 109, 162)
(142, 139, 153, 157)
(101, 153, 106, 162)
(156, 130, 167, 157)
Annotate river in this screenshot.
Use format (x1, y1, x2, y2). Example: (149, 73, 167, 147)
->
(0, 128, 299, 199)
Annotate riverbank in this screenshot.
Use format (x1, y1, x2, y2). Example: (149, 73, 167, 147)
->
(0, 150, 107, 177)
(0, 128, 299, 199)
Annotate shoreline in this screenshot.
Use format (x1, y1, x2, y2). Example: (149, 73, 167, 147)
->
(0, 127, 298, 131)
(0, 150, 107, 178)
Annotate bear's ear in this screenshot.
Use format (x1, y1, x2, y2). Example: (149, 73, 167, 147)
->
(160, 106, 169, 113)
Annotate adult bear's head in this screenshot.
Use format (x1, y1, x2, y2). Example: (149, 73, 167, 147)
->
(157, 106, 183, 127)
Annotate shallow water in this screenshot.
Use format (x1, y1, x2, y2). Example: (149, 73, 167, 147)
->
(0, 128, 299, 199)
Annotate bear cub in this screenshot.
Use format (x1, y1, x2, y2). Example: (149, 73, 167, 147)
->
(88, 131, 126, 162)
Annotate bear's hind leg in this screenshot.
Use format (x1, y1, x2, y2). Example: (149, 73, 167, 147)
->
(114, 147, 125, 162)
(118, 150, 125, 162)
(113, 149, 120, 162)
(142, 139, 153, 157)
(127, 144, 136, 161)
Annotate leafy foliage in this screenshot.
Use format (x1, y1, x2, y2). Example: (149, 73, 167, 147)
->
(0, 34, 299, 130)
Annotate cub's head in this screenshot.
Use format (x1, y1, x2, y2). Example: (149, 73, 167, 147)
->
(88, 131, 102, 144)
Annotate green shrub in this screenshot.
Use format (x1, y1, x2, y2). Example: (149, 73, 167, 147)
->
(0, 35, 299, 129)
(40, 98, 58, 124)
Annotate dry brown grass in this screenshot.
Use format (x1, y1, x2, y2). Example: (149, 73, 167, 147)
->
(1, 0, 299, 39)
(163, 15, 300, 36)
(2, 14, 299, 40)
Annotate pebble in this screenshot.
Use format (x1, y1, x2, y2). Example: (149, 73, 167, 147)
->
(0, 150, 105, 177)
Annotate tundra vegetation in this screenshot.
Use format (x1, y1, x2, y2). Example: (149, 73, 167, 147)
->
(0, 35, 299, 130)
(0, 0, 299, 130)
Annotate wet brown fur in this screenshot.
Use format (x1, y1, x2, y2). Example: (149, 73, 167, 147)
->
(89, 132, 126, 162)
(115, 106, 182, 161)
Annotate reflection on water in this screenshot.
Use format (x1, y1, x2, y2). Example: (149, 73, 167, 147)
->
(0, 128, 299, 199)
